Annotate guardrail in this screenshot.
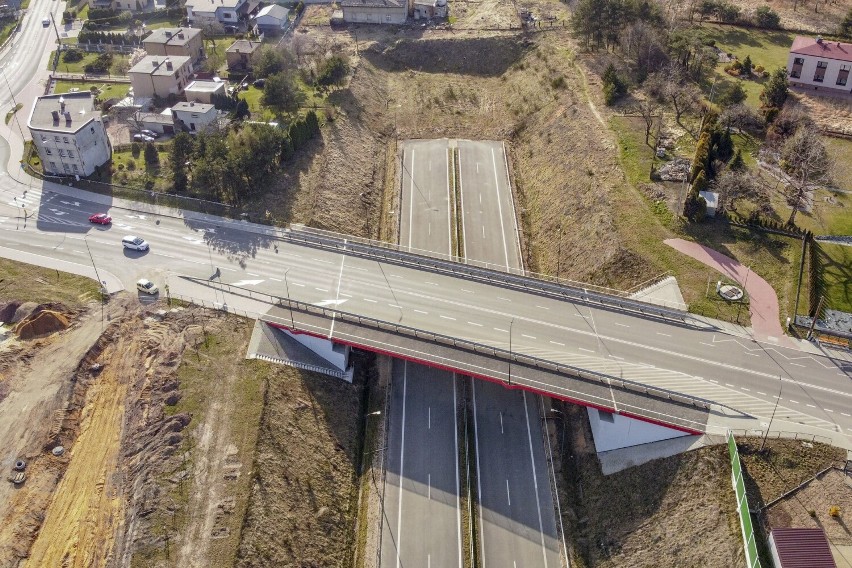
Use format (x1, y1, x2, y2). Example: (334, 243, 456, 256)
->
(728, 432, 763, 568)
(282, 226, 701, 326)
(176, 277, 724, 417)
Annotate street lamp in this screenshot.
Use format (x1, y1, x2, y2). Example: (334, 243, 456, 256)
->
(760, 375, 783, 453)
(283, 267, 294, 329)
(508, 317, 514, 386)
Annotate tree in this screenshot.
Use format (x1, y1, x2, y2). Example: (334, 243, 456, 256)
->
(233, 98, 250, 120)
(144, 142, 158, 165)
(636, 98, 659, 146)
(754, 6, 780, 29)
(261, 72, 305, 116)
(254, 45, 296, 79)
(602, 63, 628, 105)
(316, 55, 350, 89)
(760, 67, 788, 111)
(717, 80, 747, 106)
(729, 149, 745, 171)
(719, 104, 762, 132)
(779, 125, 832, 226)
(840, 9, 852, 40)
(170, 133, 194, 193)
(741, 55, 752, 76)
(714, 169, 763, 211)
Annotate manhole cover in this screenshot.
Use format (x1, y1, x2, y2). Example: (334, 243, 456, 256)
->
(718, 284, 744, 301)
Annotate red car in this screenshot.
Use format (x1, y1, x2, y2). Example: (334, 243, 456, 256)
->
(88, 213, 112, 225)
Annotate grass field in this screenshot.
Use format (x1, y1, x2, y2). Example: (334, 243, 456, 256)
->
(53, 80, 131, 100)
(107, 146, 173, 192)
(0, 258, 100, 308)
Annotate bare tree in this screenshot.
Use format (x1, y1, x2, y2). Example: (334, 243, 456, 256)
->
(713, 170, 766, 213)
(779, 125, 832, 226)
(636, 97, 659, 147)
(647, 65, 701, 130)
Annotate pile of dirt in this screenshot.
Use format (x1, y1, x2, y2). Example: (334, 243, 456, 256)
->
(14, 309, 70, 340)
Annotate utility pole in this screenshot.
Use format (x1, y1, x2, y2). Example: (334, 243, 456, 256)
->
(807, 296, 825, 340)
(283, 268, 294, 329)
(760, 375, 783, 452)
(49, 12, 62, 49)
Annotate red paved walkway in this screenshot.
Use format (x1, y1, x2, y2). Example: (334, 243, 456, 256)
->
(665, 238, 786, 340)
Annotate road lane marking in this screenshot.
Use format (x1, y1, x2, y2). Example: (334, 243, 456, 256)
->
(270, 277, 282, 282)
(461, 288, 474, 293)
(500, 411, 504, 434)
(826, 409, 834, 413)
(789, 400, 800, 404)
(699, 342, 715, 347)
(522, 390, 550, 568)
(424, 281, 439, 286)
(340, 293, 352, 298)
(414, 309, 428, 314)
(741, 388, 750, 392)
(497, 297, 512, 302)
(522, 334, 536, 339)
(789, 363, 806, 367)
(428, 407, 431, 429)
(614, 322, 629, 328)
(536, 305, 549, 310)
(491, 147, 511, 270)
(657, 332, 671, 337)
(757, 392, 766, 396)
(494, 327, 508, 333)
(247, 272, 260, 276)
(315, 288, 329, 292)
(440, 315, 456, 320)
(312, 258, 333, 264)
(549, 341, 565, 346)
(807, 404, 816, 408)
(743, 352, 760, 357)
(610, 355, 624, 360)
(842, 413, 850, 417)
(389, 304, 402, 309)
(428, 473, 431, 499)
(506, 479, 511, 506)
(579, 348, 595, 353)
(364, 298, 377, 303)
(468, 322, 483, 327)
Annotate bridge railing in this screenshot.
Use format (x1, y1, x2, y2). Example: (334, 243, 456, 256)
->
(282, 225, 699, 324)
(177, 277, 725, 417)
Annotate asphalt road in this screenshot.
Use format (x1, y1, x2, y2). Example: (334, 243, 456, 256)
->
(381, 139, 462, 568)
(0, 186, 850, 443)
(457, 139, 562, 567)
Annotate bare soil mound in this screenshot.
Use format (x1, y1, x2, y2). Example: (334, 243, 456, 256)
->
(14, 309, 70, 340)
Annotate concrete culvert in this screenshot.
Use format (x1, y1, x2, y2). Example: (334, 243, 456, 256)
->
(14, 460, 26, 471)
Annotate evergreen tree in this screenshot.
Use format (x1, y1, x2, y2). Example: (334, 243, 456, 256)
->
(729, 149, 745, 171)
(741, 55, 752, 76)
(144, 142, 158, 165)
(760, 68, 789, 110)
(170, 133, 194, 193)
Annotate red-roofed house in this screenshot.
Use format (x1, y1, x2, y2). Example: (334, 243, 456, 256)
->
(787, 36, 852, 94)
(769, 527, 838, 568)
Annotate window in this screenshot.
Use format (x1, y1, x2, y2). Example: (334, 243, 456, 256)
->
(45, 148, 52, 155)
(58, 149, 66, 157)
(49, 161, 57, 169)
(67, 150, 74, 158)
(790, 56, 804, 79)
(90, 127, 95, 133)
(837, 64, 850, 86)
(63, 164, 70, 172)
(814, 60, 828, 83)
(598, 409, 615, 423)
(54, 136, 60, 142)
(72, 164, 79, 172)
(63, 136, 69, 143)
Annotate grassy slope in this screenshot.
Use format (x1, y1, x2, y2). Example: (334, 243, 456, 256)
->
(0, 258, 100, 308)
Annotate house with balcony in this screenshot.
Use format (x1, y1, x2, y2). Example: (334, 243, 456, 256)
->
(129, 55, 194, 99)
(27, 93, 111, 177)
(787, 36, 852, 95)
(142, 28, 204, 65)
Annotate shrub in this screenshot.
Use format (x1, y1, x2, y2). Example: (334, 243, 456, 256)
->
(683, 193, 707, 222)
(62, 49, 84, 63)
(754, 6, 780, 29)
(829, 506, 841, 518)
(754, 65, 764, 74)
(692, 170, 708, 193)
(602, 64, 627, 106)
(729, 149, 745, 171)
(741, 55, 752, 76)
(126, 158, 136, 170)
(131, 142, 141, 157)
(144, 142, 158, 164)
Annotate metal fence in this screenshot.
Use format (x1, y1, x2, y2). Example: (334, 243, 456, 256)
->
(728, 432, 763, 568)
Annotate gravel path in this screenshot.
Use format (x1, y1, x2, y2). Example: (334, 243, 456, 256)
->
(665, 238, 786, 340)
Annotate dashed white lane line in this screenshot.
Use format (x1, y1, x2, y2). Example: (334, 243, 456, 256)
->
(497, 297, 512, 302)
(657, 332, 671, 337)
(389, 304, 402, 309)
(610, 355, 624, 360)
(725, 383, 735, 387)
(440, 315, 456, 320)
(468, 322, 483, 327)
(789, 363, 806, 367)
(757, 392, 767, 396)
(340, 293, 352, 298)
(574, 314, 587, 319)
(364, 298, 378, 303)
(789, 400, 800, 404)
(741, 388, 750, 392)
(614, 322, 630, 328)
(414, 309, 428, 314)
(522, 334, 536, 339)
(536, 305, 549, 310)
(389, 274, 404, 279)
(424, 281, 439, 286)
(494, 327, 508, 333)
(312, 258, 333, 264)
(247, 272, 260, 276)
(461, 289, 474, 293)
(807, 404, 816, 408)
(270, 277, 282, 282)
(743, 352, 760, 358)
(549, 341, 565, 346)
(841, 413, 850, 417)
(579, 348, 595, 353)
(315, 287, 329, 292)
(350, 266, 368, 272)
(220, 267, 237, 272)
(699, 342, 715, 347)
(826, 409, 834, 413)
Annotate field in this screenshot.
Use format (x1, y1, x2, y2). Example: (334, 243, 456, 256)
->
(47, 50, 130, 74)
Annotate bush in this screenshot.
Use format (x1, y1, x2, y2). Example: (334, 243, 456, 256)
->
(131, 142, 141, 157)
(829, 506, 841, 518)
(126, 158, 136, 170)
(754, 6, 780, 29)
(83, 53, 114, 74)
(683, 193, 707, 222)
(144, 142, 158, 164)
(602, 64, 627, 106)
(62, 49, 84, 63)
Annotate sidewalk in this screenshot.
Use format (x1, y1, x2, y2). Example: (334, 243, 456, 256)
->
(665, 238, 787, 343)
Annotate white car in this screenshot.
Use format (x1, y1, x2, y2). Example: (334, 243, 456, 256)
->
(136, 279, 159, 295)
(42, 17, 50, 26)
(122, 235, 149, 251)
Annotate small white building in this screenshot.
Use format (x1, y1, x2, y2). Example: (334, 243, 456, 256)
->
(185, 0, 247, 27)
(252, 4, 290, 35)
(171, 101, 217, 133)
(413, 0, 447, 19)
(787, 36, 852, 94)
(28, 93, 111, 178)
(698, 190, 718, 217)
(185, 80, 226, 104)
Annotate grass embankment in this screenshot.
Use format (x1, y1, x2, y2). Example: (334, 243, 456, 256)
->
(0, 258, 100, 308)
(134, 315, 266, 568)
(4, 103, 22, 124)
(0, 17, 18, 46)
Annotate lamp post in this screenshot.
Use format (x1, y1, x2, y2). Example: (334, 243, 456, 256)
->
(556, 225, 563, 282)
(508, 317, 514, 386)
(283, 267, 294, 329)
(760, 375, 783, 453)
(83, 235, 106, 327)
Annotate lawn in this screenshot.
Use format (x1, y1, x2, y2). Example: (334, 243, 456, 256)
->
(107, 146, 173, 192)
(0, 16, 18, 46)
(239, 79, 328, 122)
(48, 50, 130, 74)
(701, 24, 797, 110)
(53, 80, 132, 100)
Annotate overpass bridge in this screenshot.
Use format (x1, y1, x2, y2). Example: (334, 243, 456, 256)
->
(172, 226, 851, 440)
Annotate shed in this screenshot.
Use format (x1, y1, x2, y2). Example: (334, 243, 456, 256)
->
(185, 80, 226, 104)
(698, 190, 718, 217)
(253, 4, 290, 35)
(769, 528, 837, 568)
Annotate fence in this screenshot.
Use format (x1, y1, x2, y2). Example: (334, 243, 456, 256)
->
(728, 432, 762, 568)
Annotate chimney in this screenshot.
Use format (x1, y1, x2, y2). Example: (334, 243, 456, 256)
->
(166, 59, 173, 71)
(816, 35, 823, 44)
(64, 111, 72, 126)
(59, 96, 65, 112)
(165, 30, 172, 37)
(152, 59, 159, 66)
(178, 32, 185, 39)
(51, 110, 59, 124)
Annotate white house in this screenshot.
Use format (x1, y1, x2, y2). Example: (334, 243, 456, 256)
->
(28, 93, 111, 178)
(171, 101, 218, 133)
(252, 4, 290, 35)
(787, 36, 852, 95)
(185, 0, 247, 27)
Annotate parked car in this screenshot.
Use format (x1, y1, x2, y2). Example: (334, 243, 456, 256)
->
(140, 129, 160, 139)
(88, 213, 112, 225)
(252, 78, 265, 88)
(122, 235, 149, 251)
(133, 133, 155, 142)
(136, 279, 159, 295)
